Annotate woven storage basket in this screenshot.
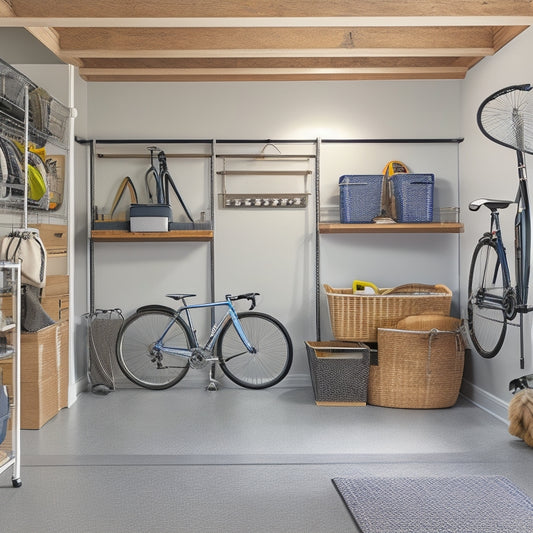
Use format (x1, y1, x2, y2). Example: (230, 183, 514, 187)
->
(324, 283, 452, 342)
(368, 317, 464, 409)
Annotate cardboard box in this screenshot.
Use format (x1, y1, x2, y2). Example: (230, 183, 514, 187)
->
(41, 294, 69, 321)
(41, 275, 69, 297)
(32, 224, 67, 255)
(20, 319, 69, 429)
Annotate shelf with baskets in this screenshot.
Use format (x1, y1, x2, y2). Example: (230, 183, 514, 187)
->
(0, 59, 70, 227)
(319, 222, 464, 234)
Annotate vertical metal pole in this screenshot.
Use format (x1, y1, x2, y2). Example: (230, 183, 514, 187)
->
(315, 138, 321, 341)
(23, 86, 29, 230)
(89, 140, 96, 314)
(13, 263, 21, 485)
(210, 139, 216, 321)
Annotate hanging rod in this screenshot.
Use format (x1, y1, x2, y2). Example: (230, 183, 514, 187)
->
(76, 137, 213, 145)
(96, 153, 211, 159)
(322, 138, 464, 144)
(77, 137, 463, 145)
(216, 154, 316, 159)
(217, 170, 312, 176)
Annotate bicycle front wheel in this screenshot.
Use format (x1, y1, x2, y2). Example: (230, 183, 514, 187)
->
(467, 238, 507, 358)
(217, 312, 293, 389)
(116, 309, 193, 390)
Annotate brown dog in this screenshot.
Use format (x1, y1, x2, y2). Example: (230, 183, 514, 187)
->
(508, 388, 533, 447)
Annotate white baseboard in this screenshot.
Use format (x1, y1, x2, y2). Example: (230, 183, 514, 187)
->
(460, 379, 509, 423)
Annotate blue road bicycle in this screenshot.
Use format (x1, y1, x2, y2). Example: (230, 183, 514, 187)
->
(116, 292, 293, 390)
(468, 84, 533, 369)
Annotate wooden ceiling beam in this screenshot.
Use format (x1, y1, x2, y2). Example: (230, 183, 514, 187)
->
(79, 66, 468, 81)
(54, 26, 497, 51)
(66, 48, 494, 59)
(1, 16, 532, 28)
(8, 0, 533, 18)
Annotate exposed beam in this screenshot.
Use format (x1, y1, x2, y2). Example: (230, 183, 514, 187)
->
(0, 1, 14, 17)
(65, 48, 494, 59)
(1, 16, 533, 28)
(54, 26, 497, 51)
(79, 66, 468, 82)
(7, 0, 533, 18)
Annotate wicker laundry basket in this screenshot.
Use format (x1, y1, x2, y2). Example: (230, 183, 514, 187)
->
(324, 283, 452, 342)
(368, 316, 464, 409)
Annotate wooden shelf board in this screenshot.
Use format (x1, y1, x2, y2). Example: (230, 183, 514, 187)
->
(91, 229, 213, 242)
(319, 222, 464, 234)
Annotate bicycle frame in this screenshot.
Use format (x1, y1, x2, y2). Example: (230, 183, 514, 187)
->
(485, 210, 512, 303)
(515, 151, 531, 309)
(153, 297, 255, 360)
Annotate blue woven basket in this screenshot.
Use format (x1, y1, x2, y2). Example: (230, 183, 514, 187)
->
(339, 175, 383, 223)
(390, 173, 434, 223)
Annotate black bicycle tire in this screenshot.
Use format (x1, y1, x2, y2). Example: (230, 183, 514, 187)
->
(217, 311, 293, 389)
(467, 237, 507, 358)
(116, 309, 193, 390)
(477, 83, 533, 154)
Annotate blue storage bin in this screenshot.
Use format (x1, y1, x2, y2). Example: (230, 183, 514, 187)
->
(0, 385, 9, 445)
(339, 175, 383, 223)
(390, 173, 434, 223)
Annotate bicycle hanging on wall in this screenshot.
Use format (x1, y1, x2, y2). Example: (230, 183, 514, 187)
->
(468, 83, 533, 369)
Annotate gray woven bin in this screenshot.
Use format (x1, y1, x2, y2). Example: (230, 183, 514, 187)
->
(305, 341, 369, 406)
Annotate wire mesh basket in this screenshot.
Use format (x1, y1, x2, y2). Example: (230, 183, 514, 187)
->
(0, 58, 36, 122)
(29, 87, 70, 147)
(390, 173, 434, 222)
(339, 175, 383, 223)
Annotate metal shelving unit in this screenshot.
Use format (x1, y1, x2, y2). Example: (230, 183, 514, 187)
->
(0, 262, 21, 488)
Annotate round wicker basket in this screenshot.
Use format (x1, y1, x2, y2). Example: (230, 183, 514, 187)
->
(368, 316, 464, 409)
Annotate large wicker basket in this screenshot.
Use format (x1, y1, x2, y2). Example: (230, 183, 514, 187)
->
(368, 317, 465, 409)
(324, 283, 452, 342)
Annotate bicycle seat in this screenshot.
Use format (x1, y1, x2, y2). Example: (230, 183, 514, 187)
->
(166, 293, 196, 301)
(469, 198, 514, 212)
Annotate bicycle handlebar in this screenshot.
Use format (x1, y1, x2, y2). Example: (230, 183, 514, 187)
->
(226, 292, 260, 310)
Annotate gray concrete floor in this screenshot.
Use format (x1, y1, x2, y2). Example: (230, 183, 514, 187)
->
(1, 386, 532, 532)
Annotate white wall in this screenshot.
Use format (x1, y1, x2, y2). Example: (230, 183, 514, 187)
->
(460, 27, 533, 417)
(87, 80, 462, 387)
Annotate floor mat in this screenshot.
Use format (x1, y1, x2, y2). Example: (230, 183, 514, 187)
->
(332, 475, 533, 533)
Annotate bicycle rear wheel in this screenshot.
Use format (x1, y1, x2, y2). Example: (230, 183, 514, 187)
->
(116, 309, 193, 390)
(217, 312, 293, 389)
(467, 237, 507, 358)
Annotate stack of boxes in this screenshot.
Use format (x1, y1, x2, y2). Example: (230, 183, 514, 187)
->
(21, 224, 69, 429)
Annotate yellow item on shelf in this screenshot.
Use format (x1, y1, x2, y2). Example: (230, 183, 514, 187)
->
(352, 280, 379, 294)
(382, 160, 409, 176)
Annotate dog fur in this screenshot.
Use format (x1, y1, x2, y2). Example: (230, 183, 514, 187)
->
(508, 389, 533, 447)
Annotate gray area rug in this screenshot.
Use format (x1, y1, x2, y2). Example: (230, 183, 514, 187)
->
(332, 475, 533, 533)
